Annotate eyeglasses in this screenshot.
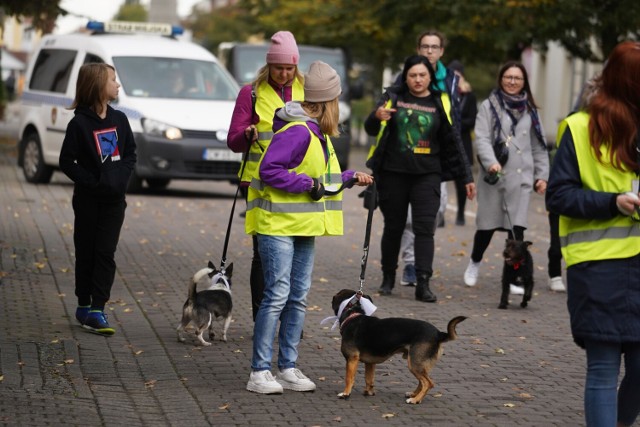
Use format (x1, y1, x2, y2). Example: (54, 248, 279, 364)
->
(419, 44, 441, 51)
(502, 75, 524, 82)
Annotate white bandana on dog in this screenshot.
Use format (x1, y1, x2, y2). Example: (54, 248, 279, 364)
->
(320, 294, 377, 330)
(208, 272, 231, 292)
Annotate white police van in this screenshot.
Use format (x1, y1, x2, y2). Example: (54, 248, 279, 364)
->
(18, 21, 241, 191)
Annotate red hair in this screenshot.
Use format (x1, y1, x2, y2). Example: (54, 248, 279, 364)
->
(588, 41, 640, 171)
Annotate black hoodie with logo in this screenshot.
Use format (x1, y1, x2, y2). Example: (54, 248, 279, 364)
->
(59, 105, 137, 200)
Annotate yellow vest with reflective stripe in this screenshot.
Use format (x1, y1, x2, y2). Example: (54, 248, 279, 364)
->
(559, 111, 640, 267)
(239, 78, 305, 182)
(367, 93, 452, 161)
(245, 122, 344, 236)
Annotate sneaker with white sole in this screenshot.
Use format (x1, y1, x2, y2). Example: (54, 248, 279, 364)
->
(549, 276, 566, 292)
(400, 264, 416, 286)
(246, 370, 283, 394)
(83, 310, 115, 336)
(463, 260, 480, 286)
(509, 284, 525, 295)
(276, 368, 316, 392)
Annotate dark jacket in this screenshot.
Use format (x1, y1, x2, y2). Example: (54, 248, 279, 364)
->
(59, 105, 137, 200)
(546, 126, 640, 348)
(364, 86, 473, 185)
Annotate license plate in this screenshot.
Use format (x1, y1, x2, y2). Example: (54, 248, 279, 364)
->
(202, 149, 242, 161)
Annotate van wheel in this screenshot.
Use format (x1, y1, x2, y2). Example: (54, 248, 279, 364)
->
(127, 172, 144, 193)
(146, 178, 171, 190)
(21, 132, 54, 184)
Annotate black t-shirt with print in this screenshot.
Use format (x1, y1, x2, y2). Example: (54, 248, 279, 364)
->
(383, 92, 442, 175)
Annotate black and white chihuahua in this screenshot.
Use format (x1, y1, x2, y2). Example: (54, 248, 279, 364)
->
(177, 261, 233, 346)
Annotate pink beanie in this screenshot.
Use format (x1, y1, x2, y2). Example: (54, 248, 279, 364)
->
(266, 31, 299, 65)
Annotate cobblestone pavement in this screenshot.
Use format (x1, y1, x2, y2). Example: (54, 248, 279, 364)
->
(0, 141, 585, 426)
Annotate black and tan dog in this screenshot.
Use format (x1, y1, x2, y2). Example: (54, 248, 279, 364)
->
(330, 289, 466, 404)
(499, 239, 534, 309)
(177, 262, 233, 346)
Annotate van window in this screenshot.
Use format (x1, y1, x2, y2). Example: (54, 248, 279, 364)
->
(112, 57, 238, 101)
(29, 49, 76, 93)
(84, 53, 105, 64)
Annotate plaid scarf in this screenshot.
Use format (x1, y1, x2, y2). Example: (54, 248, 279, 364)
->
(488, 89, 546, 148)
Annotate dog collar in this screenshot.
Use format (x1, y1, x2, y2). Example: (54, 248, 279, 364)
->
(339, 312, 362, 334)
(320, 294, 376, 331)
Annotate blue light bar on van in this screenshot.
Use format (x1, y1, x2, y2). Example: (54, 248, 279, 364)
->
(87, 21, 184, 36)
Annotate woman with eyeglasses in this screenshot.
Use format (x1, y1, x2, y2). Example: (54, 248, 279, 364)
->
(546, 41, 640, 427)
(463, 61, 549, 291)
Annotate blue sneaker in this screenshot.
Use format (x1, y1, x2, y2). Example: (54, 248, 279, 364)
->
(83, 311, 115, 336)
(75, 306, 90, 325)
(401, 264, 416, 286)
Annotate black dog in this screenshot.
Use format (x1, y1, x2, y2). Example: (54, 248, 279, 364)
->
(177, 262, 233, 346)
(499, 240, 534, 309)
(331, 289, 466, 404)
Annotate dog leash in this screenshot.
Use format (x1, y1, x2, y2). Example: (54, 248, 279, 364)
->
(358, 180, 377, 294)
(217, 136, 252, 274)
(502, 197, 517, 239)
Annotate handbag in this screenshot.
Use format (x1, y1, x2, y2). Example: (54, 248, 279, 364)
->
(492, 135, 511, 166)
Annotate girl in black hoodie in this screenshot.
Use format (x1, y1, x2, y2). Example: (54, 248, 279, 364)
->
(59, 63, 136, 336)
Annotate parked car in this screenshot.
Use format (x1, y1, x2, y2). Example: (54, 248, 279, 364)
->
(18, 21, 241, 191)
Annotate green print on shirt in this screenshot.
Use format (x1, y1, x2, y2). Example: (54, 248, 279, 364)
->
(396, 107, 433, 154)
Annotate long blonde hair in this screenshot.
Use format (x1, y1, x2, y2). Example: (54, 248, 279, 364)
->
(69, 63, 114, 116)
(301, 98, 340, 136)
(252, 64, 304, 91)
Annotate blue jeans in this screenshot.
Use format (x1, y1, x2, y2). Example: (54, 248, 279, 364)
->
(584, 340, 640, 426)
(251, 234, 315, 371)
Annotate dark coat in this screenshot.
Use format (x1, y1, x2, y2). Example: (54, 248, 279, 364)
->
(364, 86, 472, 185)
(546, 127, 640, 348)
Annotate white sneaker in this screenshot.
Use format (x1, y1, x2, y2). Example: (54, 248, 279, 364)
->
(509, 284, 525, 295)
(463, 260, 480, 286)
(549, 276, 566, 292)
(276, 368, 316, 392)
(247, 370, 283, 394)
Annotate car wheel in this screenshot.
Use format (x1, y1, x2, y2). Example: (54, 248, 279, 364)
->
(146, 178, 171, 190)
(21, 132, 54, 184)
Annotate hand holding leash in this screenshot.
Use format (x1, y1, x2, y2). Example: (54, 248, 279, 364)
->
(309, 178, 325, 200)
(244, 125, 257, 143)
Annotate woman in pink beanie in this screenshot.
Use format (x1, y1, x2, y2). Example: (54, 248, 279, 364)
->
(227, 31, 304, 324)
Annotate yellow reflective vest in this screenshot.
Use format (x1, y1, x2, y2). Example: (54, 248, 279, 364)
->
(246, 121, 344, 236)
(559, 111, 640, 267)
(239, 78, 305, 182)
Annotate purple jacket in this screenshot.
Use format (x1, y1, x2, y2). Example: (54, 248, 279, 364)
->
(227, 79, 294, 153)
(260, 102, 355, 194)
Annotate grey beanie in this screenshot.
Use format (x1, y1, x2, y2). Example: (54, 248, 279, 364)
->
(304, 61, 341, 102)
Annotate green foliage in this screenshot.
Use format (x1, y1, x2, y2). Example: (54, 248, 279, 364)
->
(114, 4, 148, 23)
(189, 5, 259, 53)
(1, 0, 62, 32)
(187, 0, 640, 94)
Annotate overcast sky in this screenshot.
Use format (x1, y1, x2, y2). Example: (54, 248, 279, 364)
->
(55, 0, 203, 34)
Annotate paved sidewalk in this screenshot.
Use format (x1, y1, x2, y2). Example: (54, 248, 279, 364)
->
(0, 142, 585, 426)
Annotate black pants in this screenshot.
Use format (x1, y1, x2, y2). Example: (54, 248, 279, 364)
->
(470, 226, 525, 263)
(378, 171, 440, 277)
(72, 195, 126, 310)
(547, 211, 563, 278)
(250, 234, 264, 321)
